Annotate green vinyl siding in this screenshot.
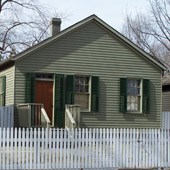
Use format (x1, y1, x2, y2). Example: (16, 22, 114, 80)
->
(0, 66, 15, 105)
(14, 21, 162, 128)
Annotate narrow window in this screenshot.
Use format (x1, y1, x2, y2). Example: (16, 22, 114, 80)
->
(75, 76, 90, 111)
(127, 79, 141, 112)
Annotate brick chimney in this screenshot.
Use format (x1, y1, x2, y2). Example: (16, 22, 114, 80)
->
(51, 18, 61, 36)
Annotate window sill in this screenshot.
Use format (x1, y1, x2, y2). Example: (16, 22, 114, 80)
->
(126, 111, 143, 115)
(80, 110, 91, 113)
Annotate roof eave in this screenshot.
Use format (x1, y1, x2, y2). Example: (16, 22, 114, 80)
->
(0, 59, 14, 71)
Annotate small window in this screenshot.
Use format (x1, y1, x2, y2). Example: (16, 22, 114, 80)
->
(75, 76, 90, 111)
(36, 73, 53, 80)
(127, 79, 141, 112)
(120, 78, 150, 114)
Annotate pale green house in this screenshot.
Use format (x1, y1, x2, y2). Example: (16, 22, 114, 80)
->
(0, 15, 166, 128)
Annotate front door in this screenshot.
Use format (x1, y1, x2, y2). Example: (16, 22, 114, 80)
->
(35, 80, 53, 123)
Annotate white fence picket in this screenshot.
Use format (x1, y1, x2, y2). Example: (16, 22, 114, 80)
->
(55, 128, 59, 169)
(6, 128, 9, 170)
(164, 129, 167, 167)
(51, 129, 54, 169)
(10, 128, 14, 170)
(168, 128, 170, 164)
(21, 128, 24, 169)
(2, 128, 5, 169)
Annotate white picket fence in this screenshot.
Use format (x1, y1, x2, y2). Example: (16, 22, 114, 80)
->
(0, 128, 170, 169)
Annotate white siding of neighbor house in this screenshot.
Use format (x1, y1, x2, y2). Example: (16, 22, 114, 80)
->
(0, 66, 15, 105)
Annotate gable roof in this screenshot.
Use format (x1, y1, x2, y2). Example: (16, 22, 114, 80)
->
(0, 14, 167, 71)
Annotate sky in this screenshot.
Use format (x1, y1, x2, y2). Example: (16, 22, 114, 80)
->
(41, 0, 149, 31)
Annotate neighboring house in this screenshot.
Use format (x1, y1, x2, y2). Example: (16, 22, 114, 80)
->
(162, 73, 170, 111)
(0, 15, 166, 128)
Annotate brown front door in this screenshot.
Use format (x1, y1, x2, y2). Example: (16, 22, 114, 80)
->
(35, 80, 53, 123)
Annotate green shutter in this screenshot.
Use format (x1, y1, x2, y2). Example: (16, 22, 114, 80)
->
(0, 76, 6, 106)
(65, 75, 75, 104)
(25, 73, 35, 103)
(54, 74, 65, 127)
(91, 76, 99, 112)
(142, 79, 150, 114)
(119, 78, 127, 113)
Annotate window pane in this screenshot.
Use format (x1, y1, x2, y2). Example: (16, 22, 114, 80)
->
(85, 77, 89, 84)
(85, 85, 89, 92)
(80, 85, 85, 92)
(133, 88, 138, 95)
(75, 93, 89, 110)
(75, 85, 79, 92)
(127, 86, 133, 95)
(75, 77, 79, 85)
(127, 79, 140, 95)
(127, 96, 139, 111)
(36, 73, 53, 79)
(79, 77, 84, 85)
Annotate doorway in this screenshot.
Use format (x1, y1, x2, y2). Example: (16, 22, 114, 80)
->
(35, 80, 53, 124)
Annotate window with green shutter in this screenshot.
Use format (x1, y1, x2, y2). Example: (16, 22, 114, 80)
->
(0, 76, 6, 106)
(119, 78, 150, 114)
(66, 75, 99, 112)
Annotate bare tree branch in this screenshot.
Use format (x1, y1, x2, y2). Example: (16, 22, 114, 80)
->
(122, 0, 170, 63)
(0, 0, 61, 61)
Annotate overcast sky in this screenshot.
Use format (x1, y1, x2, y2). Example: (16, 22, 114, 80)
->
(41, 0, 149, 31)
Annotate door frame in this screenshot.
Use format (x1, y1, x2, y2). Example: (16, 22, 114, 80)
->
(35, 77, 55, 126)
